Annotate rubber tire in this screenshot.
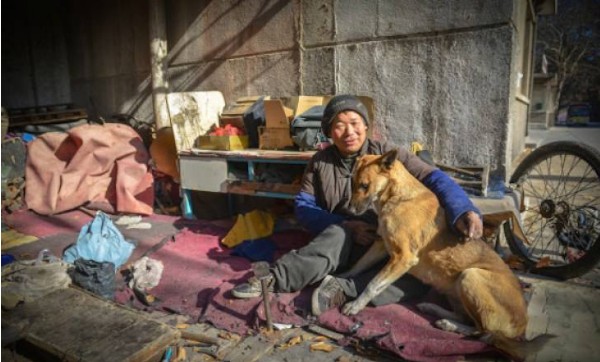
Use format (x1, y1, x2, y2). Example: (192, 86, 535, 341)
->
(503, 141, 600, 280)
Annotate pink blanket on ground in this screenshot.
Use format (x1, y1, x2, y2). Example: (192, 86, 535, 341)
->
(5, 210, 497, 361)
(25, 123, 154, 215)
(113, 224, 496, 362)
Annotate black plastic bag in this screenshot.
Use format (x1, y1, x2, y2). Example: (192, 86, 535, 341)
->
(291, 105, 328, 150)
(69, 258, 116, 300)
(243, 97, 267, 148)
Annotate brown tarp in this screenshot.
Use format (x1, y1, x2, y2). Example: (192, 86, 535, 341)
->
(25, 123, 154, 215)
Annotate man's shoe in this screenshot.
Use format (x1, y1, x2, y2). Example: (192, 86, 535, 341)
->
(232, 275, 274, 299)
(312, 275, 348, 316)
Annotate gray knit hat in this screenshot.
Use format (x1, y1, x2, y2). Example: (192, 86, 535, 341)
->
(321, 95, 369, 137)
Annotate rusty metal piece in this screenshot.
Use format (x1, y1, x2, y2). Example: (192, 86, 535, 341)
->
(253, 261, 273, 332)
(180, 330, 219, 345)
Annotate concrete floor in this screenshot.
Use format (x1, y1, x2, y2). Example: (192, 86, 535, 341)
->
(523, 272, 600, 362)
(506, 125, 600, 362)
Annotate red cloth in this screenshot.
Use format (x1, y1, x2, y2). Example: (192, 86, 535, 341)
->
(318, 304, 495, 362)
(113, 225, 498, 362)
(25, 123, 154, 215)
(4, 209, 499, 361)
(114, 226, 311, 333)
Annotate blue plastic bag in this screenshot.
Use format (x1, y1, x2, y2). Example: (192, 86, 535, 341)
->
(231, 238, 276, 263)
(63, 211, 135, 269)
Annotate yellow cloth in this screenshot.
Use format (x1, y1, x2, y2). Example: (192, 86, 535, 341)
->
(221, 210, 275, 248)
(1, 230, 38, 250)
(410, 141, 424, 154)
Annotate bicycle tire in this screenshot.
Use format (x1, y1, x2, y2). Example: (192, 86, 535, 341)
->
(503, 141, 600, 279)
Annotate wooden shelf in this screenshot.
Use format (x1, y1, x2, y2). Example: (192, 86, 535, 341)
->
(227, 180, 301, 198)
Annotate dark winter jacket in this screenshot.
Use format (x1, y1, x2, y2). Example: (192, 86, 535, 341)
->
(294, 139, 479, 235)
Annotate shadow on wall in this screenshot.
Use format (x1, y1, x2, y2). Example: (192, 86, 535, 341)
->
(121, 0, 291, 121)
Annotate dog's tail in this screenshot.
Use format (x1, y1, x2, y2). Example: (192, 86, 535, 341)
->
(485, 333, 556, 361)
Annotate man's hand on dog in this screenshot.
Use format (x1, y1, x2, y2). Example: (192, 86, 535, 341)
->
(454, 211, 483, 240)
(342, 220, 378, 246)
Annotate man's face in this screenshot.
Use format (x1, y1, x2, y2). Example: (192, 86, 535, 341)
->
(330, 110, 368, 156)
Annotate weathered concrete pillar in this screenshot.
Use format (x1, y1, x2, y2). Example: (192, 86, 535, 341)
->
(149, 0, 170, 129)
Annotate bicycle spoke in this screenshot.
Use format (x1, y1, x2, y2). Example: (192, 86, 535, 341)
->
(523, 170, 547, 201)
(558, 166, 600, 200)
(527, 218, 549, 258)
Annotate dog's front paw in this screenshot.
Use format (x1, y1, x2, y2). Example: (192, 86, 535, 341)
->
(342, 300, 365, 315)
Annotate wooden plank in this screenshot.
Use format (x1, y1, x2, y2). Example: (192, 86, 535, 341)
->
(187, 148, 315, 161)
(3, 287, 179, 362)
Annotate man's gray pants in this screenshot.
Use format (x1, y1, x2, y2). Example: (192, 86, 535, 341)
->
(271, 224, 429, 306)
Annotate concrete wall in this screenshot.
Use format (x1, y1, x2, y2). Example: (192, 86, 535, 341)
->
(2, 0, 529, 178)
(66, 0, 151, 120)
(165, 0, 518, 175)
(1, 0, 71, 108)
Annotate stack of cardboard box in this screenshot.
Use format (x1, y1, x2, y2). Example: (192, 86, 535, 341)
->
(259, 96, 329, 150)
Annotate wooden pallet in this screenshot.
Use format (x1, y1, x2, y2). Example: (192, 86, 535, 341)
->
(2, 287, 179, 361)
(8, 104, 88, 126)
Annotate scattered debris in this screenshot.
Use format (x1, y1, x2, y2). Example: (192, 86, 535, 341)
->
(180, 330, 220, 345)
(115, 215, 143, 225)
(192, 345, 219, 358)
(126, 222, 152, 230)
(218, 331, 240, 342)
(504, 254, 526, 271)
(349, 321, 363, 333)
(129, 256, 164, 290)
(536, 256, 552, 268)
(309, 341, 335, 352)
(277, 334, 304, 350)
(273, 323, 293, 330)
(306, 324, 344, 341)
(174, 346, 186, 361)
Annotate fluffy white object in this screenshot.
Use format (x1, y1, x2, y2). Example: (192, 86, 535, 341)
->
(129, 256, 164, 290)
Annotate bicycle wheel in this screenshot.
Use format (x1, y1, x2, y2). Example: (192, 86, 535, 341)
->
(503, 141, 600, 279)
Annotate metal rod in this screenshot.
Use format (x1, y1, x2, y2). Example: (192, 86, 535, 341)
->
(260, 279, 273, 331)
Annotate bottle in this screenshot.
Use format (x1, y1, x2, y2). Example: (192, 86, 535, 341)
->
(487, 173, 505, 199)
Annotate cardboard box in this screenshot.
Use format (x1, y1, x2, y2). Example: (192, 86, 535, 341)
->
(258, 127, 294, 149)
(220, 96, 270, 118)
(219, 96, 270, 139)
(263, 96, 332, 130)
(264, 99, 294, 128)
(287, 96, 330, 117)
(197, 135, 249, 151)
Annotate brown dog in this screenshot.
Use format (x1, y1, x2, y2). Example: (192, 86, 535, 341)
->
(341, 150, 548, 358)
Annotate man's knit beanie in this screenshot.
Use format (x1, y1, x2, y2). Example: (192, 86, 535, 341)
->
(321, 95, 369, 137)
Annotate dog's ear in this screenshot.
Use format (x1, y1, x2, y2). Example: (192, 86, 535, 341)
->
(380, 150, 398, 170)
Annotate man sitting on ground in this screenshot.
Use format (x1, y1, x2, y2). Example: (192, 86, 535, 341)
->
(232, 94, 483, 315)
